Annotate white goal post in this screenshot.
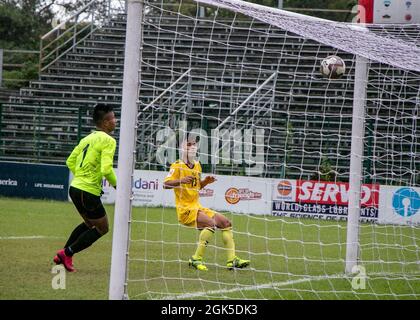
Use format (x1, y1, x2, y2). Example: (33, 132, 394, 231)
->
(345, 55, 369, 274)
(109, 0, 144, 300)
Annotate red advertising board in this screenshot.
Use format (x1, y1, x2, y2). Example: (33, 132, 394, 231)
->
(296, 180, 379, 207)
(272, 179, 380, 221)
(358, 0, 374, 23)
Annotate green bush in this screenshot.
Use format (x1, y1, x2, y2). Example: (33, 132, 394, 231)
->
(3, 60, 38, 89)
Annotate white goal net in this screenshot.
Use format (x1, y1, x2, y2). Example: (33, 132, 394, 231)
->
(109, 0, 420, 300)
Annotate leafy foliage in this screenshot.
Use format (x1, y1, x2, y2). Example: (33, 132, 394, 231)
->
(0, 0, 108, 88)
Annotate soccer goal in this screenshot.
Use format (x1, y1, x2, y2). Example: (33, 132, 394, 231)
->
(109, 0, 420, 299)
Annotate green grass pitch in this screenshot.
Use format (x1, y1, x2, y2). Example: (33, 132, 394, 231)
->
(0, 197, 419, 300)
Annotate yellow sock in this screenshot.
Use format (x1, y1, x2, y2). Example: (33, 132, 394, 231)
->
(193, 228, 214, 260)
(221, 228, 236, 262)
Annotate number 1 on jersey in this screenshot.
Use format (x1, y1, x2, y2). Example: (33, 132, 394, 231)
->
(80, 144, 90, 167)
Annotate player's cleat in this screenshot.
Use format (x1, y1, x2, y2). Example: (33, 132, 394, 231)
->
(227, 256, 250, 270)
(53, 255, 61, 265)
(55, 249, 76, 272)
(188, 257, 208, 271)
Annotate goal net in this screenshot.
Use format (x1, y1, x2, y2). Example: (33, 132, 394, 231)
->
(109, 0, 420, 299)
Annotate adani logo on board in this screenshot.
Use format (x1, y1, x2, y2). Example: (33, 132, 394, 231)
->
(133, 178, 159, 190)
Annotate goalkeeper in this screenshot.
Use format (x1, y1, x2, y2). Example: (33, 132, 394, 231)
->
(163, 138, 250, 271)
(53, 104, 117, 272)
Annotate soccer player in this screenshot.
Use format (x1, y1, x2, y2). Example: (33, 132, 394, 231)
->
(53, 104, 117, 272)
(163, 138, 250, 271)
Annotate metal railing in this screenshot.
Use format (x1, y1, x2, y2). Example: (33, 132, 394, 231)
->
(0, 102, 91, 162)
(137, 69, 193, 169)
(39, 0, 127, 73)
(39, 0, 97, 73)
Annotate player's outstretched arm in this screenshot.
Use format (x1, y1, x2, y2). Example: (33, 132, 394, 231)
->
(200, 176, 217, 189)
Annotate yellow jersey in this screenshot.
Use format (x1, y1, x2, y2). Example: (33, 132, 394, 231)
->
(164, 160, 202, 210)
(164, 160, 216, 227)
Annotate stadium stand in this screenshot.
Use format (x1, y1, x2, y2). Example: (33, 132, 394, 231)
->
(0, 11, 418, 184)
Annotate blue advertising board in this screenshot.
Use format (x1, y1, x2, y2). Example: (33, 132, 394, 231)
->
(0, 161, 69, 201)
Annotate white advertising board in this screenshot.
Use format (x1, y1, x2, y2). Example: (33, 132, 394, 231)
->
(198, 175, 272, 215)
(101, 170, 271, 215)
(101, 169, 175, 207)
(378, 185, 420, 225)
(78, 169, 420, 226)
(373, 0, 420, 23)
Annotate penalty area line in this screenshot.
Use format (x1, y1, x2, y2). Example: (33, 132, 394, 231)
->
(162, 274, 344, 300)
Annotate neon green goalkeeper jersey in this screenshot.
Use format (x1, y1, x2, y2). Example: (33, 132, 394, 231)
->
(66, 130, 117, 196)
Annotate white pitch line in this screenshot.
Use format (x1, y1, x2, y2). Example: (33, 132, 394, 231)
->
(0, 235, 60, 240)
(163, 274, 344, 300)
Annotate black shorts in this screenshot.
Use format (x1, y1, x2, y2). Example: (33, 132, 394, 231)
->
(69, 186, 106, 219)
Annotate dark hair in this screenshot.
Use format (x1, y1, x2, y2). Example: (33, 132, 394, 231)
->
(93, 104, 113, 126)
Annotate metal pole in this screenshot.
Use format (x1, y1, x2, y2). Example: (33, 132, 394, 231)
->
(363, 119, 373, 184)
(278, 0, 283, 9)
(141, 69, 191, 113)
(73, 16, 78, 52)
(0, 103, 3, 155)
(109, 0, 143, 300)
(345, 55, 369, 274)
(215, 72, 277, 131)
(77, 106, 82, 142)
(0, 49, 3, 87)
(199, 6, 205, 17)
(39, 39, 43, 73)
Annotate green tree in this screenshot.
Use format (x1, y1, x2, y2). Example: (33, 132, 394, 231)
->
(0, 0, 107, 88)
(0, 1, 51, 49)
(284, 0, 358, 21)
(1, 0, 109, 49)
(0, 2, 51, 88)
